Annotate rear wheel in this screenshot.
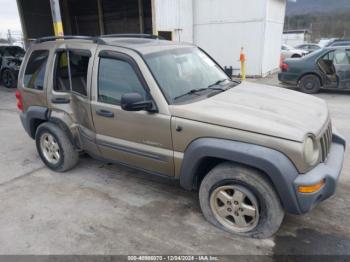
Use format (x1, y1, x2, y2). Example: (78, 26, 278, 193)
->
(199, 163, 284, 239)
(1, 69, 16, 88)
(35, 122, 79, 172)
(299, 74, 321, 94)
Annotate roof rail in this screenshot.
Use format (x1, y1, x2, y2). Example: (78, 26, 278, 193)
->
(35, 35, 101, 44)
(100, 34, 164, 40)
(34, 34, 164, 45)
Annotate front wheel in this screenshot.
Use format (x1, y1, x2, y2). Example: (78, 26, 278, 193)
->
(1, 69, 16, 88)
(199, 163, 284, 239)
(299, 74, 321, 94)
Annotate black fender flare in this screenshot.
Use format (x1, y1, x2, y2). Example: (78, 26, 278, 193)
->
(20, 106, 78, 149)
(179, 138, 302, 214)
(20, 106, 49, 138)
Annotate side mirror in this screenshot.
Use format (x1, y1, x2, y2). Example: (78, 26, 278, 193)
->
(121, 92, 154, 112)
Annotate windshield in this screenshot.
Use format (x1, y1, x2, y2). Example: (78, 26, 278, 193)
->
(282, 44, 294, 50)
(4, 46, 25, 57)
(145, 47, 232, 104)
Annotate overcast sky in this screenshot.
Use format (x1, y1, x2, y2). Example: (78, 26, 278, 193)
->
(0, 0, 22, 39)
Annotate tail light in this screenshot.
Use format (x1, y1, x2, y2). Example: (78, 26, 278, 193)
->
(15, 90, 23, 111)
(280, 62, 289, 72)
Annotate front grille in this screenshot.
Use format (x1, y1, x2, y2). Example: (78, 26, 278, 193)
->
(320, 122, 332, 162)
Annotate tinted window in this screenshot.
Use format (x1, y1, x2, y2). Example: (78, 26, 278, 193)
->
(54, 50, 89, 96)
(24, 50, 49, 90)
(98, 58, 146, 105)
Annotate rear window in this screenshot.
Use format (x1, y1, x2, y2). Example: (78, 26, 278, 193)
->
(24, 50, 49, 90)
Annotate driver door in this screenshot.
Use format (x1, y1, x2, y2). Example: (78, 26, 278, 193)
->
(91, 49, 174, 176)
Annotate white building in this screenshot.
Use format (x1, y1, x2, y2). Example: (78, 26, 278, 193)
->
(153, 0, 291, 77)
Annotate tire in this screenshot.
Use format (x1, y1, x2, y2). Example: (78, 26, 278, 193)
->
(1, 69, 16, 88)
(35, 122, 79, 172)
(291, 54, 301, 58)
(299, 74, 321, 94)
(199, 162, 284, 239)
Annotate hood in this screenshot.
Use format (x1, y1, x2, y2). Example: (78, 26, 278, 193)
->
(169, 82, 329, 142)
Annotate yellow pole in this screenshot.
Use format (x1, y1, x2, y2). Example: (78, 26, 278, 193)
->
(240, 47, 246, 81)
(49, 0, 64, 36)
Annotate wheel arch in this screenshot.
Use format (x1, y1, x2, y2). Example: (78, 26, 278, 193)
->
(179, 138, 302, 214)
(20, 106, 78, 149)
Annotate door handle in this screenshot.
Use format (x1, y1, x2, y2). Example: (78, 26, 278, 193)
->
(51, 97, 70, 104)
(96, 109, 114, 118)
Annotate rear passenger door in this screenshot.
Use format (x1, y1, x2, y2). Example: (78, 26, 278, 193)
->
(49, 43, 98, 152)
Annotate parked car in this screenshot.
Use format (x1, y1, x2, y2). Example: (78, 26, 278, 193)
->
(294, 43, 321, 54)
(17, 35, 345, 239)
(279, 46, 350, 93)
(325, 39, 350, 47)
(0, 45, 25, 88)
(281, 44, 308, 59)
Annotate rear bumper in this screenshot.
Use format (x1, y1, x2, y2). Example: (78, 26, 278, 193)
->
(293, 135, 345, 214)
(278, 72, 298, 85)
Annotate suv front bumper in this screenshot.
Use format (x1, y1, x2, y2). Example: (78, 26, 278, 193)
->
(293, 139, 345, 213)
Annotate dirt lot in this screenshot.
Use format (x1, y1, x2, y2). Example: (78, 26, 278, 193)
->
(0, 76, 349, 256)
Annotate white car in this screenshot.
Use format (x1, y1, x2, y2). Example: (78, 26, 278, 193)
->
(281, 44, 308, 59)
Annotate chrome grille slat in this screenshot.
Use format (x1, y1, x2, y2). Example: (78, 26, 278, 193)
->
(320, 122, 332, 162)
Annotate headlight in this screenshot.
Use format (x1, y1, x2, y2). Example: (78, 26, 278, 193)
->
(303, 136, 320, 166)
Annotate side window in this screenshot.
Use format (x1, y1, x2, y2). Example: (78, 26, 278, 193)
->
(334, 50, 350, 65)
(98, 57, 146, 105)
(24, 50, 49, 90)
(69, 51, 89, 96)
(54, 50, 90, 96)
(54, 51, 70, 92)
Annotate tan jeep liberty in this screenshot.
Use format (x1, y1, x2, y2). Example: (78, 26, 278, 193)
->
(16, 35, 346, 238)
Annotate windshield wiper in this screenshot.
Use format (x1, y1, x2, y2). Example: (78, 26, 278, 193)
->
(208, 79, 229, 88)
(174, 88, 208, 101)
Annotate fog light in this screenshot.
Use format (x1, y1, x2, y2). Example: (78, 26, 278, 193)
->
(298, 180, 325, 193)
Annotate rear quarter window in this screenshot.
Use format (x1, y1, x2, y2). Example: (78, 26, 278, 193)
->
(24, 50, 49, 90)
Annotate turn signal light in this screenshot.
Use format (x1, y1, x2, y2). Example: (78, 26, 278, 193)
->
(298, 180, 325, 193)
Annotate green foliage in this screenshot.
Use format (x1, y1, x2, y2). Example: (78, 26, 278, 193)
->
(285, 11, 350, 41)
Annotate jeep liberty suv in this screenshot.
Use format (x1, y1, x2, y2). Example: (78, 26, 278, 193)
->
(17, 35, 346, 238)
